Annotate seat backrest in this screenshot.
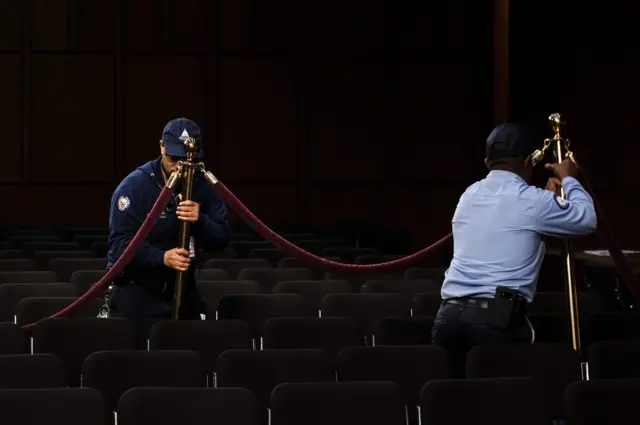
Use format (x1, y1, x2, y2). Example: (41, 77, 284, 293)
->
(149, 319, 253, 376)
(270, 381, 406, 425)
(216, 349, 335, 415)
(465, 343, 581, 420)
(420, 377, 548, 425)
(404, 267, 446, 283)
(373, 317, 434, 346)
(276, 257, 343, 280)
(0, 259, 37, 272)
(361, 279, 441, 295)
(196, 280, 263, 315)
(35, 250, 97, 270)
(272, 280, 354, 310)
(82, 350, 205, 411)
(203, 259, 271, 279)
(15, 297, 104, 326)
(320, 248, 379, 263)
(237, 268, 314, 293)
(0, 354, 66, 389)
(0, 271, 58, 284)
(527, 313, 570, 343)
(320, 294, 411, 336)
(564, 378, 640, 425)
(217, 294, 314, 338)
(531, 292, 604, 316)
(586, 312, 640, 344)
(0, 323, 26, 354)
(70, 270, 105, 295)
(263, 317, 364, 356)
(248, 248, 287, 266)
(0, 388, 108, 425)
(0, 283, 76, 322)
(337, 345, 451, 406)
(47, 258, 107, 282)
(588, 340, 640, 379)
(32, 318, 137, 387)
(21, 242, 81, 257)
(117, 387, 261, 425)
(229, 241, 274, 258)
(411, 292, 442, 317)
(195, 268, 231, 281)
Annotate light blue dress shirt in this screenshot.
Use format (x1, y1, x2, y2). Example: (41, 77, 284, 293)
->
(441, 170, 597, 303)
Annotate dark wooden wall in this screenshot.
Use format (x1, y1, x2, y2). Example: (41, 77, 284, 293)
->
(509, 1, 640, 247)
(0, 0, 494, 249)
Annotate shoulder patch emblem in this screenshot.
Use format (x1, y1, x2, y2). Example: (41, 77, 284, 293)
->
(117, 196, 130, 212)
(554, 196, 569, 209)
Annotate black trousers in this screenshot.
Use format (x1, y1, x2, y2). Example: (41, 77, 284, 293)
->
(431, 301, 534, 377)
(107, 283, 206, 347)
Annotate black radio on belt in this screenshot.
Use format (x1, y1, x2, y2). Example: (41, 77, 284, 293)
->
(486, 286, 525, 330)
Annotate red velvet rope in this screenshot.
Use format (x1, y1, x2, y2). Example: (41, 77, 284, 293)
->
(22, 186, 175, 329)
(210, 180, 452, 273)
(579, 165, 640, 302)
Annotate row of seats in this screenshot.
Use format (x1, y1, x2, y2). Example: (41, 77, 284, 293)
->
(3, 317, 640, 385)
(0, 280, 609, 340)
(0, 341, 638, 423)
(3, 376, 632, 425)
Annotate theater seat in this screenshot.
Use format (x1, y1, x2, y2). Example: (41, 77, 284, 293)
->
(117, 387, 261, 425)
(270, 382, 406, 425)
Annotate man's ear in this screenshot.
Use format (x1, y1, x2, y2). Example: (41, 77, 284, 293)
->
(523, 154, 533, 168)
(484, 158, 490, 170)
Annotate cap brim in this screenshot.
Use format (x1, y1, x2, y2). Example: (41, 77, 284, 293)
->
(164, 142, 203, 159)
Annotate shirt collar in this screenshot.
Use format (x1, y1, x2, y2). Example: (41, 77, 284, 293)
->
(486, 169, 527, 185)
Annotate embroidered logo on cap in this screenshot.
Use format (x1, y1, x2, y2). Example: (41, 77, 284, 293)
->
(179, 129, 189, 140)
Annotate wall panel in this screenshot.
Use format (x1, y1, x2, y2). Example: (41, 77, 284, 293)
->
(385, 62, 469, 183)
(166, 0, 209, 53)
(0, 55, 21, 182)
(218, 57, 297, 181)
(124, 0, 164, 52)
(124, 55, 205, 171)
(31, 0, 67, 51)
(76, 0, 117, 52)
(224, 184, 298, 226)
(0, 0, 20, 51)
(305, 60, 385, 182)
(30, 55, 115, 182)
(218, 0, 295, 53)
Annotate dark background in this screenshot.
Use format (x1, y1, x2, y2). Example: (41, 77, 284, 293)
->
(0, 0, 636, 249)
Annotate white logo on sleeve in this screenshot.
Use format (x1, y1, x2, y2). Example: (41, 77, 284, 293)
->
(117, 196, 130, 211)
(179, 129, 189, 140)
(555, 196, 568, 209)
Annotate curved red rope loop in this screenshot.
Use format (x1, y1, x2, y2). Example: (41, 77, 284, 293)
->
(209, 180, 452, 273)
(579, 165, 640, 302)
(22, 186, 175, 329)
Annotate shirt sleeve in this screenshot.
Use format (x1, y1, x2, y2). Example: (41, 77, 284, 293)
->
(108, 184, 166, 268)
(526, 177, 597, 237)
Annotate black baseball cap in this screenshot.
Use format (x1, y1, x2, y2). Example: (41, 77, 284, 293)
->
(486, 123, 537, 161)
(162, 117, 203, 159)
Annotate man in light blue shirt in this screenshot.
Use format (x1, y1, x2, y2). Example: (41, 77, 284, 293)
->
(431, 123, 597, 373)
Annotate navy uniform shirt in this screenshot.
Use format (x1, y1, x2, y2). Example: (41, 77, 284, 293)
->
(441, 170, 597, 303)
(106, 156, 231, 293)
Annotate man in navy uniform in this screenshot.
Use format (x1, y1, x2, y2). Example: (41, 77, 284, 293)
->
(432, 123, 597, 372)
(106, 118, 231, 343)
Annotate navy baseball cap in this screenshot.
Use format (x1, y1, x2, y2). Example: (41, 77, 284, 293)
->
(486, 123, 537, 160)
(162, 117, 203, 159)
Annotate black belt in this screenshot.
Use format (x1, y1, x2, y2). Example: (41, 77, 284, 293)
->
(444, 297, 490, 309)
